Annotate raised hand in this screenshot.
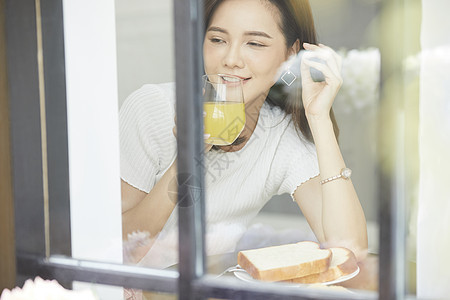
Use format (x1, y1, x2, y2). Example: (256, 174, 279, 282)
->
(300, 43, 343, 121)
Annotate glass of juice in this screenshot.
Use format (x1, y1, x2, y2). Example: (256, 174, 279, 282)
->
(202, 74, 245, 145)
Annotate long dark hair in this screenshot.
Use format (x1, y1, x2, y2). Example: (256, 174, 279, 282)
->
(204, 0, 339, 145)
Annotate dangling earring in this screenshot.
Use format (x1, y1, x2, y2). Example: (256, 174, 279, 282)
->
(281, 65, 297, 86)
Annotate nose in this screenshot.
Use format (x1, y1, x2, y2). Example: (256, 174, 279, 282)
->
(222, 43, 244, 69)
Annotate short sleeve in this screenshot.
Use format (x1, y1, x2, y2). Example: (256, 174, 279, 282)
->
(119, 84, 177, 193)
(265, 119, 320, 200)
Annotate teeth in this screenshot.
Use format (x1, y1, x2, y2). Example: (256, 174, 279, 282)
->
(222, 76, 241, 82)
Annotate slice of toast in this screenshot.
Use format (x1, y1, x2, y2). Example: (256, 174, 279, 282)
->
(237, 241, 331, 282)
(286, 247, 358, 284)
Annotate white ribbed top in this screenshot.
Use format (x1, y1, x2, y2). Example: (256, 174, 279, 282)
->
(119, 83, 319, 268)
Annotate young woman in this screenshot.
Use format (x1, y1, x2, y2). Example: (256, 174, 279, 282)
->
(120, 0, 368, 268)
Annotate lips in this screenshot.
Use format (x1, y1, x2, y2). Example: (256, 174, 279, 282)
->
(219, 74, 251, 83)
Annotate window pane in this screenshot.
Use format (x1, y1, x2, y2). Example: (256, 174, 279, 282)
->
(51, 0, 179, 273)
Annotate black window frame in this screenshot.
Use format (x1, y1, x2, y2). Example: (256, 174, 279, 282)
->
(6, 0, 412, 299)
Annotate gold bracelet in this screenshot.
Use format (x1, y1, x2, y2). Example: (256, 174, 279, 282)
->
(320, 168, 352, 185)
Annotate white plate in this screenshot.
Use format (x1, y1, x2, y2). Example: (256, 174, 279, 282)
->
(233, 266, 360, 286)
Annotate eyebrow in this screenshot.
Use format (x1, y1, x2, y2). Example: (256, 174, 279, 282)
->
(207, 26, 273, 39)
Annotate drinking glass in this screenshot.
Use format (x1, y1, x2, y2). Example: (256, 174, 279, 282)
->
(203, 74, 246, 146)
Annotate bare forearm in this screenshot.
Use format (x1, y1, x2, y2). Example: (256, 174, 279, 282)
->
(309, 116, 368, 256)
(122, 160, 178, 239)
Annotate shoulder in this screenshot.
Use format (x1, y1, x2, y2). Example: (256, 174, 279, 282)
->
(119, 82, 176, 145)
(119, 83, 176, 132)
(266, 115, 319, 197)
(259, 101, 286, 127)
(274, 113, 316, 160)
(154, 82, 176, 106)
(120, 82, 175, 114)
(257, 102, 315, 156)
(119, 83, 177, 191)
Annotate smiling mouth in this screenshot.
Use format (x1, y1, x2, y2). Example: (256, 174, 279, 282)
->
(220, 75, 251, 83)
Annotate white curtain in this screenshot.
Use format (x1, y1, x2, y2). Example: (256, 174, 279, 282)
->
(417, 0, 450, 298)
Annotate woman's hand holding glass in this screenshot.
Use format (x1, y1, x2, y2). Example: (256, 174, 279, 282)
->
(172, 116, 213, 153)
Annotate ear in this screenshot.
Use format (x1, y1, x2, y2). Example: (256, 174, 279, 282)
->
(287, 39, 301, 57)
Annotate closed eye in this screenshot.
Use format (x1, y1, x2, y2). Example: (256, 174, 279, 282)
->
(248, 42, 266, 48)
(210, 38, 225, 44)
